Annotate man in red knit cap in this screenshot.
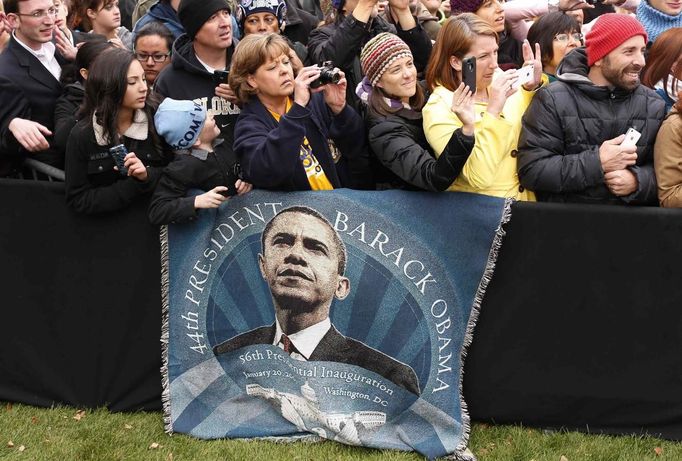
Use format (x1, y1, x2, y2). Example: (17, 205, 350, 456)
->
(516, 13, 666, 205)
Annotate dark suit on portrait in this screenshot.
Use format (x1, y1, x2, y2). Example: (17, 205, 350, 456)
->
(0, 35, 64, 173)
(213, 324, 421, 395)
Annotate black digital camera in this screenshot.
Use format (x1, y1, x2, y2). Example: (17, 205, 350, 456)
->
(309, 61, 341, 89)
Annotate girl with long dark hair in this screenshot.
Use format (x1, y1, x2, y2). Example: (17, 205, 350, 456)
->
(65, 48, 170, 214)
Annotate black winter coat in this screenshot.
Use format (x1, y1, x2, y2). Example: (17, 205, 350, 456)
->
(65, 115, 169, 214)
(54, 82, 84, 154)
(0, 36, 64, 173)
(517, 48, 665, 205)
(367, 107, 475, 191)
(307, 15, 432, 112)
(148, 140, 240, 225)
(234, 93, 372, 191)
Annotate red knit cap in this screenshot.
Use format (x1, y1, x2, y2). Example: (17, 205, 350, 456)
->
(585, 13, 648, 67)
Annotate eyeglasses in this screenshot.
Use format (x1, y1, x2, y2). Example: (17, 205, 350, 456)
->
(554, 33, 583, 43)
(134, 52, 170, 63)
(13, 7, 58, 19)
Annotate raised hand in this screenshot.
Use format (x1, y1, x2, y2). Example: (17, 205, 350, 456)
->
(487, 70, 518, 118)
(195, 186, 229, 209)
(521, 40, 543, 91)
(450, 82, 475, 136)
(293, 65, 322, 108)
(322, 68, 347, 115)
(599, 135, 637, 173)
(124, 152, 148, 181)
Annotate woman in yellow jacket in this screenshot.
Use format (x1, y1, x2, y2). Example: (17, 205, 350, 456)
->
(422, 13, 546, 200)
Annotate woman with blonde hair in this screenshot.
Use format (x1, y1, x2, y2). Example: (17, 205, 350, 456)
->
(422, 13, 544, 200)
(230, 33, 371, 191)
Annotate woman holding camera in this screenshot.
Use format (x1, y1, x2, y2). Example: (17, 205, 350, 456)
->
(422, 14, 544, 200)
(65, 48, 170, 214)
(359, 32, 476, 191)
(231, 33, 372, 191)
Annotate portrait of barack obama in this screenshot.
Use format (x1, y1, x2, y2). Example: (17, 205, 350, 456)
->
(213, 206, 421, 396)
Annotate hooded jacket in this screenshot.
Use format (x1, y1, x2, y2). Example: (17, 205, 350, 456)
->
(517, 48, 665, 205)
(154, 34, 240, 147)
(132, 1, 185, 39)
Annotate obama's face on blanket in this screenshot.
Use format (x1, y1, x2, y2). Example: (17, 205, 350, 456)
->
(259, 208, 350, 333)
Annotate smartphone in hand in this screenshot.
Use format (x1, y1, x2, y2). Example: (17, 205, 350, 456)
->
(621, 127, 641, 148)
(462, 56, 476, 94)
(109, 144, 128, 176)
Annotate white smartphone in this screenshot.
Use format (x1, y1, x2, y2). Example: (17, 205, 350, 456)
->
(512, 64, 534, 89)
(621, 127, 641, 148)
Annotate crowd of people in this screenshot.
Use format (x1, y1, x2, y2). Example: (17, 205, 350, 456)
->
(0, 0, 680, 223)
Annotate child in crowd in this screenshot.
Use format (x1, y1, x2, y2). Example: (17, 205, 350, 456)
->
(72, 0, 133, 49)
(148, 98, 252, 225)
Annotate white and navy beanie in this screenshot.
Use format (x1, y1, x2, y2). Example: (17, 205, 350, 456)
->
(154, 98, 207, 151)
(236, 0, 287, 34)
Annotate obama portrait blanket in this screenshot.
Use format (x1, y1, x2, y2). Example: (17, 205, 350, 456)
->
(162, 189, 511, 460)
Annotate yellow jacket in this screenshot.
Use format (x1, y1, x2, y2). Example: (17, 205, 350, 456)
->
(423, 75, 545, 200)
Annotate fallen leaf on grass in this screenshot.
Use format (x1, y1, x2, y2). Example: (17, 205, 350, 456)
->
(7, 441, 14, 448)
(560, 456, 569, 461)
(654, 447, 663, 456)
(166, 453, 173, 461)
(73, 410, 86, 421)
(18, 445, 25, 452)
(124, 424, 133, 430)
(31, 416, 39, 424)
(149, 442, 161, 450)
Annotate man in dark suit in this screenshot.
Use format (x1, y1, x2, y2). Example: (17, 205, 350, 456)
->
(213, 206, 421, 396)
(0, 0, 64, 175)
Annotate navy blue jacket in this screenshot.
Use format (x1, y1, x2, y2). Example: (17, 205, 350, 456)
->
(234, 93, 372, 191)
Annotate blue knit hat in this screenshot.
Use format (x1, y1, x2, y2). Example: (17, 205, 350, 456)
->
(236, 0, 287, 34)
(155, 98, 207, 150)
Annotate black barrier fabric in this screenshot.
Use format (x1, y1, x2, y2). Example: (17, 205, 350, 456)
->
(0, 179, 162, 411)
(464, 202, 682, 440)
(2, 180, 682, 438)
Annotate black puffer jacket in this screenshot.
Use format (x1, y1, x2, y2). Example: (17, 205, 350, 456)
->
(308, 15, 432, 112)
(367, 107, 475, 191)
(517, 48, 665, 205)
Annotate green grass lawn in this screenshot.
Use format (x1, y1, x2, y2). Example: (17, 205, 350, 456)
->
(0, 403, 679, 460)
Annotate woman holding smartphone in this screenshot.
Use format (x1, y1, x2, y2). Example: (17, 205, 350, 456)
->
(359, 32, 476, 191)
(65, 48, 170, 214)
(423, 13, 544, 200)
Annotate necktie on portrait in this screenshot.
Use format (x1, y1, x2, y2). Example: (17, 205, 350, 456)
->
(280, 334, 294, 355)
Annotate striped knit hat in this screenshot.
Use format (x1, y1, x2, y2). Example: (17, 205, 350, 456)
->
(360, 33, 413, 87)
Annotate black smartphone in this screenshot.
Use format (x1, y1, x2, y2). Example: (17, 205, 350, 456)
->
(462, 56, 476, 94)
(212, 70, 229, 86)
(218, 162, 243, 197)
(109, 144, 128, 176)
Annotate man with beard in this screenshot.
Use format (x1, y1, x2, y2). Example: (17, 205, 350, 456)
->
(517, 14, 665, 205)
(213, 206, 421, 396)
